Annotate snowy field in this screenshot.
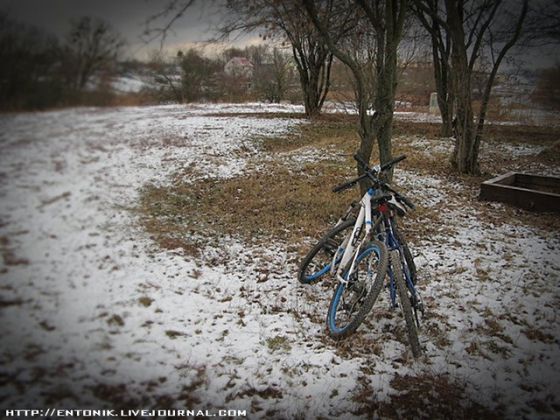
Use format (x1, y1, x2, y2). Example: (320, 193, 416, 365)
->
(0, 104, 559, 418)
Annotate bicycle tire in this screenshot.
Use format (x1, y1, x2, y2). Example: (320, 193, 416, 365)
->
(326, 240, 388, 339)
(298, 218, 356, 285)
(391, 250, 422, 358)
(394, 227, 417, 284)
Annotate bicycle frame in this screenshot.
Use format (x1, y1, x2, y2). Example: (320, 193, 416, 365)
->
(325, 186, 418, 310)
(375, 212, 418, 309)
(330, 187, 377, 284)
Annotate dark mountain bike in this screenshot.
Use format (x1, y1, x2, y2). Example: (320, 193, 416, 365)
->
(298, 154, 423, 357)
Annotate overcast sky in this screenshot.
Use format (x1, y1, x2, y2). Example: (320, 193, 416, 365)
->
(0, 0, 557, 70)
(0, 0, 261, 59)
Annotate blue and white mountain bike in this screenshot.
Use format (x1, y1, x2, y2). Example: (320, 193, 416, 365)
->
(298, 154, 423, 357)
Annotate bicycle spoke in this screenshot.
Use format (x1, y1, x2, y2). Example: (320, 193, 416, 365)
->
(327, 241, 388, 339)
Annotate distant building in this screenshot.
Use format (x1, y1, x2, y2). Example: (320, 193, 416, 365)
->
(224, 57, 254, 79)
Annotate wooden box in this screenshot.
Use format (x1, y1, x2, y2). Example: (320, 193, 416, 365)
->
(479, 172, 560, 213)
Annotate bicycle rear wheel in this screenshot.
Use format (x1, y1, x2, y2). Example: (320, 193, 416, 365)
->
(391, 250, 422, 358)
(298, 219, 356, 284)
(326, 240, 388, 339)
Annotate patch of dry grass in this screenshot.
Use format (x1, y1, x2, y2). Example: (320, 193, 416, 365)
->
(139, 162, 354, 255)
(483, 124, 560, 147)
(350, 370, 503, 418)
(376, 373, 503, 419)
(138, 116, 560, 259)
(260, 118, 359, 154)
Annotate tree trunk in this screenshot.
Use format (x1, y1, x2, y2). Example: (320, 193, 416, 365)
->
(356, 90, 377, 194)
(429, 16, 453, 137)
(446, 0, 478, 175)
(417, 0, 527, 173)
(372, 19, 399, 182)
(301, 74, 321, 117)
(376, 112, 394, 172)
(434, 59, 454, 137)
(473, 0, 527, 168)
(355, 0, 404, 184)
(439, 99, 453, 137)
(78, 61, 90, 89)
(450, 64, 477, 174)
(302, 0, 405, 183)
(451, 96, 477, 174)
(292, 45, 332, 118)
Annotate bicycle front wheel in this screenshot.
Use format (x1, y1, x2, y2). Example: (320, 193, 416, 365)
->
(298, 219, 356, 285)
(391, 250, 422, 358)
(326, 240, 388, 339)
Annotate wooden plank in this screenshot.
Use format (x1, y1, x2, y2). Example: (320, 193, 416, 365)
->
(515, 174, 560, 194)
(481, 171, 517, 187)
(515, 173, 560, 186)
(480, 182, 560, 212)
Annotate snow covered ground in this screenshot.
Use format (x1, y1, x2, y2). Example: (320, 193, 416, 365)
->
(0, 103, 559, 418)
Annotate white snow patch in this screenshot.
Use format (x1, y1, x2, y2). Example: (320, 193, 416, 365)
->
(1, 103, 559, 417)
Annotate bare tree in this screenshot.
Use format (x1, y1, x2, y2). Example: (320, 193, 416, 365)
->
(0, 12, 63, 109)
(179, 48, 223, 102)
(143, 0, 197, 49)
(219, 0, 335, 117)
(522, 0, 560, 46)
(144, 1, 338, 115)
(414, 0, 528, 174)
(147, 50, 183, 103)
(302, 0, 408, 182)
(253, 47, 294, 103)
(413, 0, 454, 136)
(66, 16, 124, 90)
(532, 65, 560, 110)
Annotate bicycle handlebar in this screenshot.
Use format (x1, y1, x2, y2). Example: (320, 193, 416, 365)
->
(380, 155, 407, 172)
(332, 173, 368, 193)
(353, 153, 407, 173)
(332, 153, 414, 209)
(334, 153, 407, 194)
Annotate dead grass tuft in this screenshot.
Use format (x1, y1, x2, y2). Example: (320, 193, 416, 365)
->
(522, 328, 555, 343)
(138, 296, 154, 307)
(106, 314, 124, 327)
(266, 335, 292, 352)
(538, 140, 560, 164)
(165, 330, 187, 339)
(353, 373, 502, 419)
